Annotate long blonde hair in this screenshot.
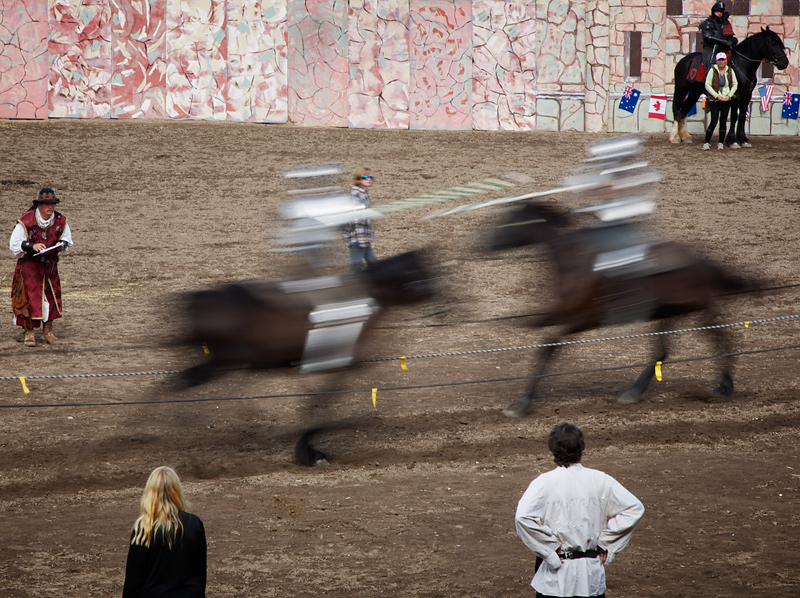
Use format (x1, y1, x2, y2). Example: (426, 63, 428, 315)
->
(131, 466, 188, 549)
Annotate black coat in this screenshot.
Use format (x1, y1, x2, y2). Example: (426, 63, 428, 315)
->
(122, 511, 207, 598)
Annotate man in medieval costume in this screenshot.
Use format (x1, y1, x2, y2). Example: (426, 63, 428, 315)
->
(9, 188, 74, 347)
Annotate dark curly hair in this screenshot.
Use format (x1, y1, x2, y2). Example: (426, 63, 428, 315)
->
(548, 422, 585, 467)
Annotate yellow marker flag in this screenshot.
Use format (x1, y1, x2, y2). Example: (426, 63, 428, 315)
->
(655, 361, 663, 382)
(744, 321, 750, 328)
(19, 376, 30, 394)
(202, 344, 210, 354)
(400, 357, 407, 371)
(372, 388, 377, 409)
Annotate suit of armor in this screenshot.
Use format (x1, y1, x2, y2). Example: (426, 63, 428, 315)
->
(699, 3, 738, 69)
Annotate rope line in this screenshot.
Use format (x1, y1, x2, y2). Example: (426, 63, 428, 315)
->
(365, 313, 800, 363)
(3, 342, 799, 410)
(2, 314, 799, 382)
(0, 369, 182, 382)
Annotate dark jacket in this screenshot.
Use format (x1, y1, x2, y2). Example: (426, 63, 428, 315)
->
(699, 10, 737, 48)
(122, 511, 207, 598)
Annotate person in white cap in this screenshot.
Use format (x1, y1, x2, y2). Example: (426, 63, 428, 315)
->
(703, 52, 738, 151)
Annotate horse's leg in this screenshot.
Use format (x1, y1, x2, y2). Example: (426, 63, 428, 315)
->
(675, 85, 700, 143)
(294, 370, 349, 466)
(706, 317, 735, 398)
(181, 356, 225, 387)
(725, 104, 738, 147)
(504, 342, 558, 418)
(618, 332, 668, 405)
(738, 99, 752, 147)
(668, 119, 682, 144)
(295, 425, 330, 466)
(670, 85, 687, 143)
(678, 119, 691, 143)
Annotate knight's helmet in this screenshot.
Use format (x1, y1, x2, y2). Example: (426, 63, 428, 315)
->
(569, 135, 661, 223)
(276, 163, 381, 269)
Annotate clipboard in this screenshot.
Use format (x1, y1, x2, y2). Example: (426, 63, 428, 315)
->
(33, 242, 64, 257)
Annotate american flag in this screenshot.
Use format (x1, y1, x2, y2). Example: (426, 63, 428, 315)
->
(758, 85, 774, 112)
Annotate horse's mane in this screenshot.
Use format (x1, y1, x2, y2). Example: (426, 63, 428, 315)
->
(733, 28, 773, 55)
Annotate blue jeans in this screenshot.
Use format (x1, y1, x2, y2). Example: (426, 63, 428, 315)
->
(349, 244, 378, 272)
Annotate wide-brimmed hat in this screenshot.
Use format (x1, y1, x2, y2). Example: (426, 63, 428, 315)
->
(33, 196, 60, 205)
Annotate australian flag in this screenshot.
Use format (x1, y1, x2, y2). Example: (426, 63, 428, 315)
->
(619, 85, 641, 113)
(782, 91, 800, 120)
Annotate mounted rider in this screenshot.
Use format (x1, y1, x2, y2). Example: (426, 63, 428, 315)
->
(277, 164, 384, 373)
(567, 137, 663, 324)
(699, 2, 738, 70)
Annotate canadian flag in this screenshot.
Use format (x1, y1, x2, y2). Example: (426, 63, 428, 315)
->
(648, 95, 667, 120)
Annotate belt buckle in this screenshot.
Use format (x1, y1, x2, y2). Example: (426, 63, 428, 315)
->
(562, 551, 575, 559)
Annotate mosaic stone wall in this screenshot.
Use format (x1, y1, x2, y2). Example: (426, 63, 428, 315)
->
(0, 0, 798, 133)
(347, 0, 410, 129)
(0, 0, 50, 118)
(110, 0, 167, 119)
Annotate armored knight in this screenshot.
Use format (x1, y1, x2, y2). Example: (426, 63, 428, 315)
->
(276, 164, 383, 373)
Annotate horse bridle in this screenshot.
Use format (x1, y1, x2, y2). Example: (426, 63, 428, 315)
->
(731, 40, 784, 66)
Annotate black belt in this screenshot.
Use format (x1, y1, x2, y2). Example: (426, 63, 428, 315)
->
(559, 549, 599, 560)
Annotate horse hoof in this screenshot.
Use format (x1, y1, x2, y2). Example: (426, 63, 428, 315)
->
(617, 389, 643, 405)
(741, 142, 752, 148)
(503, 397, 532, 418)
(729, 142, 741, 149)
(682, 138, 693, 144)
(712, 385, 734, 399)
(312, 457, 330, 467)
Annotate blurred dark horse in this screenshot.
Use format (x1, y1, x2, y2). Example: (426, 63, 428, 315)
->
(669, 27, 788, 146)
(490, 203, 754, 417)
(182, 251, 433, 465)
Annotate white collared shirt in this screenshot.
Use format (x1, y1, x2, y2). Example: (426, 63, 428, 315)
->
(515, 463, 644, 597)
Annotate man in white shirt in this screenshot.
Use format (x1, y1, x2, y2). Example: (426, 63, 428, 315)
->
(515, 423, 644, 598)
(9, 188, 74, 346)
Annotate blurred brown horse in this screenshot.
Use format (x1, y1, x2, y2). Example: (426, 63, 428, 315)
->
(490, 202, 754, 416)
(181, 251, 434, 465)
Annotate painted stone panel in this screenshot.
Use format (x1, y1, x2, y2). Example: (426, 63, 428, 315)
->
(166, 0, 227, 120)
(0, 0, 50, 118)
(409, 0, 472, 130)
(110, 0, 167, 118)
(348, 0, 410, 129)
(287, 0, 348, 126)
(227, 0, 288, 122)
(48, 0, 113, 118)
(472, 0, 536, 131)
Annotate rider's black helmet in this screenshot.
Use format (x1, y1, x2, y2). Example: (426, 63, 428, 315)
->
(712, 2, 725, 13)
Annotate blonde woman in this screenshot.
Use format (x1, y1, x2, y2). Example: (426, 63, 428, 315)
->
(123, 466, 206, 597)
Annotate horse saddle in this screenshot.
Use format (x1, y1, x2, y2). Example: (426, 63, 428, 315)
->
(687, 54, 706, 83)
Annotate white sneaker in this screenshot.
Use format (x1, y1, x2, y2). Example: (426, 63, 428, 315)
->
(702, 143, 711, 151)
(717, 142, 724, 150)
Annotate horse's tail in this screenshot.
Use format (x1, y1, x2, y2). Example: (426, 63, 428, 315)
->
(672, 52, 702, 121)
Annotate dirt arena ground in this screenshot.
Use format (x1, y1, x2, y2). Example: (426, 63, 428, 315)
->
(0, 119, 798, 597)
